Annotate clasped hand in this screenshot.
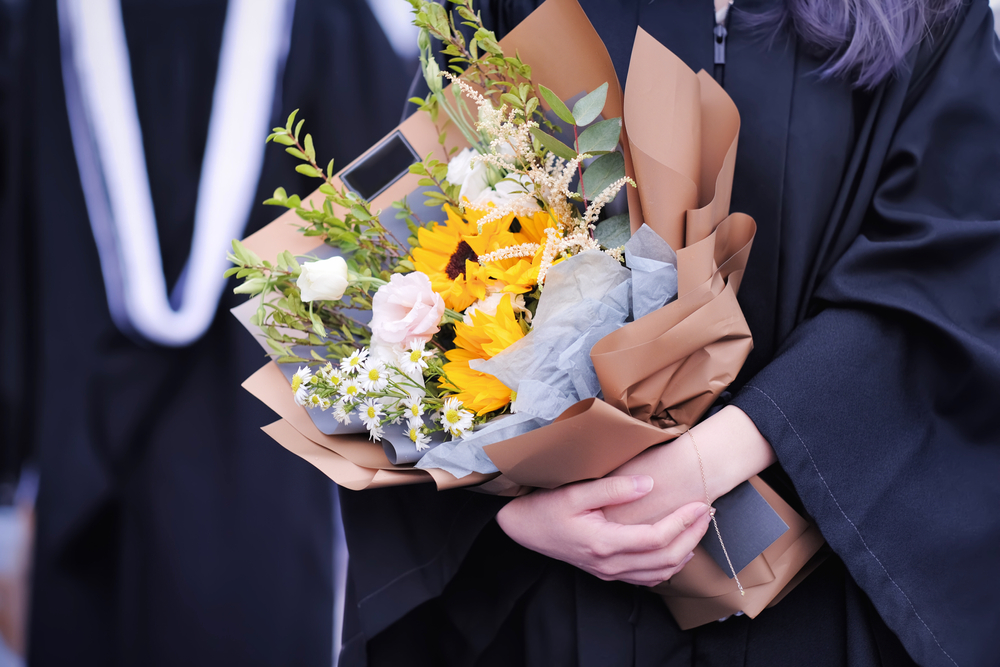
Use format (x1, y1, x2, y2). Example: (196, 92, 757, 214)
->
(495, 406, 777, 587)
(497, 475, 712, 586)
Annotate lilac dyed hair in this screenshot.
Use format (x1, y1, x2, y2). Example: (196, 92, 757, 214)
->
(743, 0, 965, 88)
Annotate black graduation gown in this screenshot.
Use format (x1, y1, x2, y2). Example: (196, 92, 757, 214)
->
(338, 1, 1000, 666)
(4, 1, 409, 665)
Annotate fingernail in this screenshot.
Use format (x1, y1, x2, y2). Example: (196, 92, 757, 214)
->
(681, 552, 695, 566)
(632, 475, 654, 493)
(698, 503, 712, 517)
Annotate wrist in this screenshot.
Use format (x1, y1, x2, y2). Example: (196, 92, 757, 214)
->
(688, 405, 776, 502)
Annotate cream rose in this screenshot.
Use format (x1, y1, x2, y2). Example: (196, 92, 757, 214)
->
(446, 147, 490, 203)
(296, 256, 350, 302)
(369, 272, 445, 348)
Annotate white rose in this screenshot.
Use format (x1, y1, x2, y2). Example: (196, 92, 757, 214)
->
(446, 147, 491, 204)
(296, 256, 350, 302)
(472, 173, 539, 211)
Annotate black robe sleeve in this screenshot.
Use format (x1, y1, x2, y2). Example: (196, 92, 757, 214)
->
(730, 4, 1000, 666)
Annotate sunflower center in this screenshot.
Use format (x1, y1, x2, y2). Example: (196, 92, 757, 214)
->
(445, 241, 479, 280)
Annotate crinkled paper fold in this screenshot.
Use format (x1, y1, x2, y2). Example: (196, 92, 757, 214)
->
(234, 0, 822, 628)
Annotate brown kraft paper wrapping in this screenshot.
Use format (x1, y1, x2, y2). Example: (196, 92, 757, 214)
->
(234, 0, 824, 628)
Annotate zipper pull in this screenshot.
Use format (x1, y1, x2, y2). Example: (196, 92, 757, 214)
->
(713, 0, 733, 86)
(714, 23, 727, 67)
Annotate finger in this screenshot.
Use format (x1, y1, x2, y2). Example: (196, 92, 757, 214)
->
(590, 510, 712, 577)
(603, 553, 697, 586)
(568, 475, 654, 511)
(599, 502, 712, 555)
(656, 507, 713, 569)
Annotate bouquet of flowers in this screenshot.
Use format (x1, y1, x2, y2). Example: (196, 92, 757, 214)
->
(229, 0, 824, 628)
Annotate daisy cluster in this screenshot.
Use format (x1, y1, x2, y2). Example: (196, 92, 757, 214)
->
(289, 343, 475, 449)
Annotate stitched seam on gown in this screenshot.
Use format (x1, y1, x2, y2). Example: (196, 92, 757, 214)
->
(743, 384, 959, 667)
(356, 495, 477, 608)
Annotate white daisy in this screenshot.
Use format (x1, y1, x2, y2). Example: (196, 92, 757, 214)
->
(359, 398, 384, 431)
(402, 394, 425, 420)
(406, 418, 431, 452)
(440, 397, 474, 438)
(306, 394, 324, 409)
(340, 348, 369, 374)
(368, 423, 385, 442)
(291, 367, 312, 406)
(397, 342, 435, 375)
(332, 401, 353, 424)
(359, 360, 389, 393)
(320, 363, 342, 387)
(339, 378, 363, 401)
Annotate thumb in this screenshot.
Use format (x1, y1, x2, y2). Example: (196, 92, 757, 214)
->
(571, 475, 654, 510)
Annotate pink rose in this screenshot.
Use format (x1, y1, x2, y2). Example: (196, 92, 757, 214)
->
(369, 272, 445, 348)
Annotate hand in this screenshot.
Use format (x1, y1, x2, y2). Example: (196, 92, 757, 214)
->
(496, 475, 713, 586)
(605, 406, 777, 526)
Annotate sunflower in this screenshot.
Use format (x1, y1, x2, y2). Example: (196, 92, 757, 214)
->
(440, 295, 526, 415)
(410, 205, 490, 311)
(467, 212, 557, 295)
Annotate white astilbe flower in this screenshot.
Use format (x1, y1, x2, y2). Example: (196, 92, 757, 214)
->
(340, 348, 369, 375)
(291, 367, 312, 406)
(359, 360, 389, 393)
(582, 176, 636, 227)
(339, 378, 363, 402)
(397, 342, 435, 375)
(605, 246, 625, 263)
(469, 193, 538, 232)
(402, 394, 425, 420)
(359, 399, 384, 431)
(440, 397, 474, 438)
(537, 228, 601, 284)
(477, 242, 540, 265)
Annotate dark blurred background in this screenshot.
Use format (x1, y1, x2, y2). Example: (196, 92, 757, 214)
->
(0, 1, 998, 666)
(0, 0, 416, 665)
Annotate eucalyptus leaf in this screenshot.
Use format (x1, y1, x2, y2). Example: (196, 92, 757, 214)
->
(538, 85, 576, 126)
(529, 127, 578, 161)
(581, 151, 625, 202)
(572, 82, 608, 126)
(577, 118, 622, 155)
(594, 214, 631, 249)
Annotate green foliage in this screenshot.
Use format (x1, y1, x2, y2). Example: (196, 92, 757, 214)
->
(576, 118, 621, 155)
(582, 151, 626, 201)
(571, 83, 608, 126)
(594, 214, 631, 250)
(538, 85, 576, 126)
(529, 127, 578, 161)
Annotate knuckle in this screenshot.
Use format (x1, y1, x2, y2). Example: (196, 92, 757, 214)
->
(604, 478, 629, 502)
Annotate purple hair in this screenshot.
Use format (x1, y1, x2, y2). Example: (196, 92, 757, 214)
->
(742, 0, 965, 88)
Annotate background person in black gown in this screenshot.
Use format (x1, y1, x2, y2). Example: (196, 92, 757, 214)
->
(337, 1, 1000, 666)
(0, 0, 409, 664)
